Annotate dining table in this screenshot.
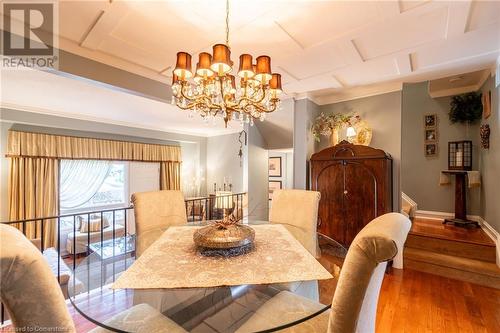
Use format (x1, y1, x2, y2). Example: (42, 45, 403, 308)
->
(68, 220, 337, 333)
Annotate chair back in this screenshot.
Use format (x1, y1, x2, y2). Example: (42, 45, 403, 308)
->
(0, 224, 76, 332)
(270, 189, 321, 257)
(328, 213, 411, 333)
(132, 190, 187, 257)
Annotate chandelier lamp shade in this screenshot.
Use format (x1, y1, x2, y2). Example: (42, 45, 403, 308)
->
(171, 0, 282, 127)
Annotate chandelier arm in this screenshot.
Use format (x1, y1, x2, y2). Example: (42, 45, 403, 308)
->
(176, 102, 203, 110)
(179, 83, 198, 102)
(236, 84, 267, 109)
(179, 83, 219, 110)
(250, 100, 278, 115)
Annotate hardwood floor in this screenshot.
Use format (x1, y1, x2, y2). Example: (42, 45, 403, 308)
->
(410, 218, 495, 246)
(376, 267, 500, 333)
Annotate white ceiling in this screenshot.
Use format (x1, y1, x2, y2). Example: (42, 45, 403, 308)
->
(1, 0, 500, 136)
(0, 68, 244, 137)
(49, 0, 500, 94)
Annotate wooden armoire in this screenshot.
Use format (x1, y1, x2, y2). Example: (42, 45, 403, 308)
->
(310, 141, 393, 248)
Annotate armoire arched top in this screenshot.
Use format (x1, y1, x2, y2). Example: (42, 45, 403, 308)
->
(310, 140, 391, 161)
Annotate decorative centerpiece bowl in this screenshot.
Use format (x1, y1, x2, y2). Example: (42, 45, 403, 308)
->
(193, 214, 255, 257)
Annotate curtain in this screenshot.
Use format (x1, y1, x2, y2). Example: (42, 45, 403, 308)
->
(59, 160, 112, 210)
(7, 130, 181, 162)
(160, 162, 181, 190)
(8, 158, 59, 249)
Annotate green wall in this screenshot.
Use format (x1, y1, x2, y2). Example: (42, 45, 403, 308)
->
(479, 75, 500, 233)
(318, 91, 402, 211)
(401, 81, 482, 216)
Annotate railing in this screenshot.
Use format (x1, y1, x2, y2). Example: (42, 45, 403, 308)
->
(185, 192, 246, 222)
(0, 192, 246, 326)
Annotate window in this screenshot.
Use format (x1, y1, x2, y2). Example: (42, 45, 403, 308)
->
(59, 160, 128, 214)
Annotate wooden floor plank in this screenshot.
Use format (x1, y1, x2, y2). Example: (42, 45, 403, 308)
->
(410, 218, 495, 246)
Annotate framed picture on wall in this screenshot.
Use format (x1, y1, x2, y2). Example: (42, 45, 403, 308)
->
(268, 157, 282, 177)
(424, 114, 437, 128)
(424, 143, 438, 157)
(425, 129, 438, 142)
(269, 180, 282, 200)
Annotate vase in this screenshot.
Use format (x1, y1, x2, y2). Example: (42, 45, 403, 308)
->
(329, 129, 339, 146)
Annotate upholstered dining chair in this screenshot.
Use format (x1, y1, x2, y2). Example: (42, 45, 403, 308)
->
(0, 223, 187, 333)
(236, 213, 412, 333)
(132, 190, 187, 258)
(270, 189, 321, 258)
(270, 189, 322, 300)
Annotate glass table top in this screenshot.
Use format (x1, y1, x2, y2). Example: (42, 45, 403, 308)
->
(69, 221, 334, 333)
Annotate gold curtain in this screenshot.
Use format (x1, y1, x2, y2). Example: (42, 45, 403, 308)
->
(160, 162, 181, 190)
(6, 130, 183, 246)
(8, 157, 59, 249)
(7, 130, 182, 162)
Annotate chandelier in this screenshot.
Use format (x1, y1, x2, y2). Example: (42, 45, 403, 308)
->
(171, 0, 282, 127)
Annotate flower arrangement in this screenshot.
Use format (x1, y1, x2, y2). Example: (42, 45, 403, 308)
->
(311, 113, 361, 142)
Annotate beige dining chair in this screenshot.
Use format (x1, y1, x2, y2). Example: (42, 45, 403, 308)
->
(132, 190, 187, 258)
(270, 189, 321, 257)
(236, 213, 412, 333)
(270, 189, 322, 300)
(0, 223, 187, 333)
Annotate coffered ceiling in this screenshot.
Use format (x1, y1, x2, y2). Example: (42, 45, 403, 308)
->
(42, 0, 500, 100)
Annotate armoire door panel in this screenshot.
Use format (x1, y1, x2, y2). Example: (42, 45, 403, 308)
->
(343, 162, 377, 246)
(315, 162, 345, 244)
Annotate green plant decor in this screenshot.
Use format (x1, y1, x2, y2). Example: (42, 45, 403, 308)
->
(449, 92, 483, 124)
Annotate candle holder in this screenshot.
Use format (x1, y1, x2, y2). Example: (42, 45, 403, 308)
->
(448, 141, 472, 171)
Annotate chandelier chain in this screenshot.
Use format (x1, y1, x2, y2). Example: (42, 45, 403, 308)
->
(225, 0, 230, 46)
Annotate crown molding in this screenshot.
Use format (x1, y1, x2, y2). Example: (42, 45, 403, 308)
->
(0, 103, 240, 138)
(290, 93, 322, 105)
(313, 81, 403, 105)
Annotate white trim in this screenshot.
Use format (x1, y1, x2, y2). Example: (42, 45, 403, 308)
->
(313, 81, 403, 105)
(476, 216, 500, 268)
(401, 192, 418, 218)
(415, 210, 454, 220)
(0, 103, 241, 138)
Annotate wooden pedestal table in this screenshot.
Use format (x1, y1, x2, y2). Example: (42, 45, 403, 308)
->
(441, 170, 479, 228)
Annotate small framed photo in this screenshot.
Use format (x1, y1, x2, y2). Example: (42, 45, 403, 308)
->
(425, 143, 438, 157)
(425, 129, 438, 142)
(424, 114, 437, 128)
(268, 180, 282, 200)
(268, 157, 282, 177)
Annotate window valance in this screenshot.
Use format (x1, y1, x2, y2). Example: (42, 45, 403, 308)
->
(7, 130, 182, 163)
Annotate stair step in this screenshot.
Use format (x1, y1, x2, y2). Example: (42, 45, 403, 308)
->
(406, 233, 496, 263)
(404, 248, 500, 289)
